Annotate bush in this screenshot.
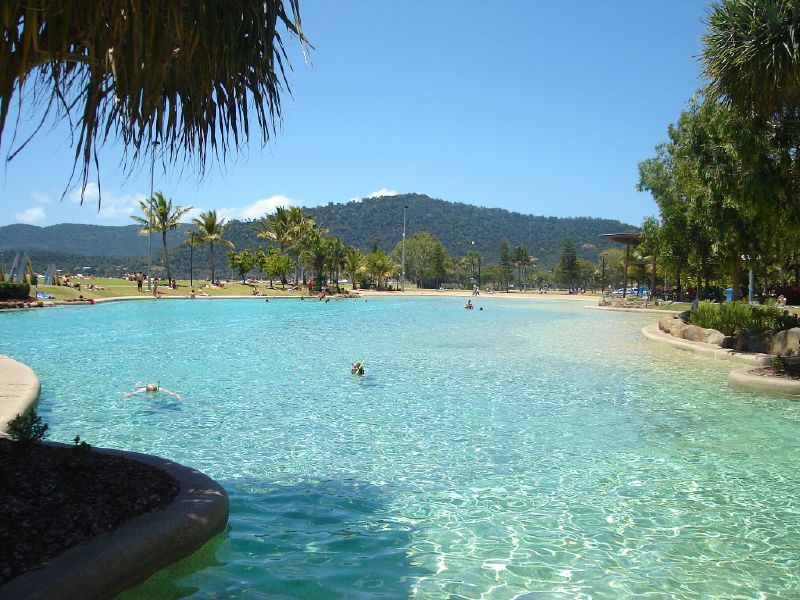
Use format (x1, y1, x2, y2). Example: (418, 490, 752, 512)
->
(0, 282, 30, 300)
(689, 300, 800, 336)
(6, 412, 48, 444)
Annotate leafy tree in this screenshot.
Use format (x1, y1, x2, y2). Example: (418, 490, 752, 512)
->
(597, 248, 626, 292)
(0, 1, 306, 201)
(499, 240, 513, 291)
(227, 249, 257, 283)
(397, 232, 448, 289)
(131, 192, 192, 282)
(255, 246, 293, 289)
(559, 237, 580, 291)
(190, 210, 234, 283)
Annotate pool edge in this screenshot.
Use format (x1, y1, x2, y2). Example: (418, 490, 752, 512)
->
(0, 355, 229, 600)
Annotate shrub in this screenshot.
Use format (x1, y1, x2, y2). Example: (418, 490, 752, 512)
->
(689, 300, 800, 336)
(6, 411, 48, 444)
(0, 282, 30, 300)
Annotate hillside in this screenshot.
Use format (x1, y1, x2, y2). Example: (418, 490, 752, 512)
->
(0, 194, 636, 275)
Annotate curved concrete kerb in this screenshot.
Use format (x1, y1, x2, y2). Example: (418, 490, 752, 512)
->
(729, 367, 800, 397)
(0, 355, 229, 599)
(0, 446, 229, 600)
(642, 324, 772, 366)
(0, 354, 41, 431)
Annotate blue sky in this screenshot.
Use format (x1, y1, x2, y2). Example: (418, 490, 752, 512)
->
(0, 1, 711, 228)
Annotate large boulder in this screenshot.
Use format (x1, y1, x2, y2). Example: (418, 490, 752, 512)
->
(683, 324, 725, 345)
(768, 327, 800, 356)
(746, 331, 773, 354)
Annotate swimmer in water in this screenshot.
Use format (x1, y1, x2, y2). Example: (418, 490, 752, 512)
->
(351, 361, 365, 376)
(124, 382, 181, 400)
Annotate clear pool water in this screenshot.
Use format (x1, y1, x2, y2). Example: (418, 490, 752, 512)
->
(2, 297, 800, 598)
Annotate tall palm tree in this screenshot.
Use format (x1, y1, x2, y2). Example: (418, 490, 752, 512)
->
(131, 192, 192, 282)
(190, 210, 234, 282)
(254, 206, 294, 254)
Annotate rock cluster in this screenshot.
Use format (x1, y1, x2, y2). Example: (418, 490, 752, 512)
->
(658, 314, 800, 356)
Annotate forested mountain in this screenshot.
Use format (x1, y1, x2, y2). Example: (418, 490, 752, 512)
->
(303, 194, 632, 266)
(0, 194, 635, 276)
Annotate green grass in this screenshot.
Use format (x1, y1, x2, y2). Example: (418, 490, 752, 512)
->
(33, 278, 315, 301)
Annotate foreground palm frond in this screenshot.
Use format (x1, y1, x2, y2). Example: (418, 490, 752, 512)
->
(0, 1, 307, 201)
(702, 0, 800, 117)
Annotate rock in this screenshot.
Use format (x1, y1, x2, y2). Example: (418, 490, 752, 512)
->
(658, 315, 676, 333)
(720, 335, 736, 349)
(769, 327, 800, 356)
(746, 331, 773, 354)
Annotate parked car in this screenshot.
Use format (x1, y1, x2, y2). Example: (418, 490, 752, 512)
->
(612, 287, 638, 296)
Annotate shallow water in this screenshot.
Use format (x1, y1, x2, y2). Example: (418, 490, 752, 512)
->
(2, 297, 799, 598)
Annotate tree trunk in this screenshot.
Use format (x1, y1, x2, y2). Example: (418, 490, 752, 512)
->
(210, 242, 215, 282)
(650, 256, 657, 297)
(731, 260, 742, 301)
(162, 230, 171, 282)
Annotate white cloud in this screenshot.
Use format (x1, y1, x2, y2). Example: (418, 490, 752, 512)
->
(239, 195, 297, 220)
(13, 207, 46, 224)
(66, 183, 147, 220)
(31, 191, 51, 204)
(368, 188, 399, 198)
(348, 188, 400, 203)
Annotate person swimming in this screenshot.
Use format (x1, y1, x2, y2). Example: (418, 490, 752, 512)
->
(465, 299, 474, 309)
(351, 361, 365, 376)
(124, 382, 181, 400)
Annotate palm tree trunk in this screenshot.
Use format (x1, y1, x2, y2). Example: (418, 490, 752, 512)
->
(162, 230, 171, 282)
(210, 242, 216, 282)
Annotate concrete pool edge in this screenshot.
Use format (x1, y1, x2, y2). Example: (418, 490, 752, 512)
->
(0, 356, 229, 600)
(728, 367, 800, 397)
(642, 324, 773, 366)
(0, 354, 41, 430)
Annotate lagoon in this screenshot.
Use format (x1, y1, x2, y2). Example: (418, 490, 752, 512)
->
(2, 297, 799, 598)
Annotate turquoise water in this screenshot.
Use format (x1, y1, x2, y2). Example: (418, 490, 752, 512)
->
(2, 297, 800, 598)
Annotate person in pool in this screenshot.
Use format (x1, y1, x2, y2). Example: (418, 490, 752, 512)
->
(351, 361, 365, 376)
(124, 382, 181, 400)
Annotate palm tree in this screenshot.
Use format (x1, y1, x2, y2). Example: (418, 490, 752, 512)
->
(702, 0, 800, 118)
(254, 206, 294, 254)
(300, 238, 329, 291)
(131, 192, 192, 282)
(325, 237, 346, 291)
(190, 210, 234, 283)
(344, 247, 364, 290)
(1, 2, 307, 202)
(513, 245, 531, 291)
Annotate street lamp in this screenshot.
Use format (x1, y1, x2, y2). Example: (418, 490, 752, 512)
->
(401, 205, 408, 292)
(147, 140, 160, 290)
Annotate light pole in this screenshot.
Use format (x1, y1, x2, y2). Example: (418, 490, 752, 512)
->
(188, 230, 195, 288)
(146, 140, 160, 290)
(401, 205, 408, 292)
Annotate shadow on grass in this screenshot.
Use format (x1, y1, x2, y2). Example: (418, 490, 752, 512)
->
(120, 476, 427, 599)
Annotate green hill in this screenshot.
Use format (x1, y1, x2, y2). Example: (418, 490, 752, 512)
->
(0, 194, 636, 277)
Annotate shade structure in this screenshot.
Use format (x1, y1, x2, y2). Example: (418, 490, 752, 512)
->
(600, 232, 642, 298)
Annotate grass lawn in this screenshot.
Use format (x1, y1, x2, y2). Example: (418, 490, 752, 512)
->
(33, 278, 313, 301)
